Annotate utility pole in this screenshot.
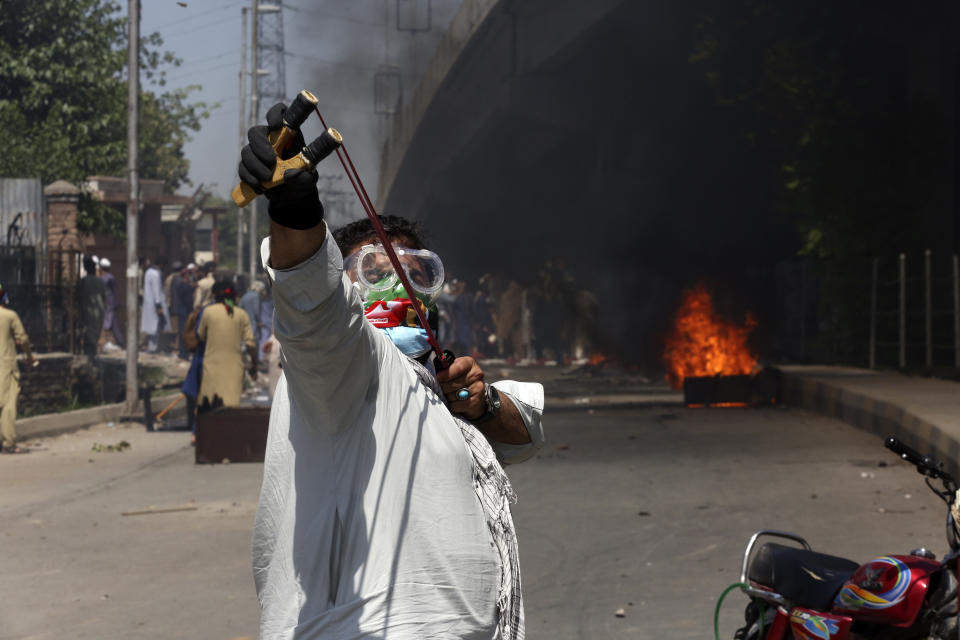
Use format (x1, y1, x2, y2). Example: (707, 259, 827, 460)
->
(238, 6, 248, 274)
(249, 1, 286, 282)
(249, 0, 260, 283)
(125, 0, 140, 413)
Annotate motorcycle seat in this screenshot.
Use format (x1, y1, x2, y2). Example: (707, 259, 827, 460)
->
(748, 542, 860, 610)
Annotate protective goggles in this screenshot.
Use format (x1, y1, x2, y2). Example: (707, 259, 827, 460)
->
(344, 244, 445, 305)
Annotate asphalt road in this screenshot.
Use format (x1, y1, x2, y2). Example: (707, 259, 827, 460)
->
(0, 405, 948, 639)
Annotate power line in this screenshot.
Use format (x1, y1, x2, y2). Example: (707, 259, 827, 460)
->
(160, 13, 241, 40)
(150, 0, 243, 32)
(167, 49, 241, 69)
(164, 60, 239, 81)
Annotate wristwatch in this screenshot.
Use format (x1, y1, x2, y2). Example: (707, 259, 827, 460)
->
(472, 383, 502, 425)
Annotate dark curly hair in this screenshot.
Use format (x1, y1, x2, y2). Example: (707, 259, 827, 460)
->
(332, 215, 427, 256)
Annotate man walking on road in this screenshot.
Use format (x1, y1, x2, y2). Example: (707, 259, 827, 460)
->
(141, 257, 170, 353)
(98, 258, 123, 348)
(196, 282, 257, 408)
(165, 261, 183, 354)
(239, 103, 544, 639)
(0, 285, 33, 454)
(239, 279, 266, 354)
(173, 266, 196, 360)
(79, 255, 106, 358)
(193, 262, 216, 311)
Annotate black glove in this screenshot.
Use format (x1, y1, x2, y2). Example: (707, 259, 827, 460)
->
(237, 102, 324, 230)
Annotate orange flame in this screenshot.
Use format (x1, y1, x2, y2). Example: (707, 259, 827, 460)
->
(663, 283, 758, 390)
(588, 352, 607, 365)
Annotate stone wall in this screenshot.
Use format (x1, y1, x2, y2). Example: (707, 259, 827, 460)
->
(17, 353, 133, 417)
(18, 353, 74, 417)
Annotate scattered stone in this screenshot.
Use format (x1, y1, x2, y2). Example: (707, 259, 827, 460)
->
(90, 440, 130, 453)
(614, 608, 626, 618)
(638, 511, 651, 517)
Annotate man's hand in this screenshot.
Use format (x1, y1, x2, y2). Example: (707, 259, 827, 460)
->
(436, 356, 486, 420)
(238, 102, 323, 231)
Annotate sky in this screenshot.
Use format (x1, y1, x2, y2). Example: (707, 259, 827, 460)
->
(137, 0, 461, 222)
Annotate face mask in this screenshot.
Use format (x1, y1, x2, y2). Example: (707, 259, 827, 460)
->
(382, 326, 432, 358)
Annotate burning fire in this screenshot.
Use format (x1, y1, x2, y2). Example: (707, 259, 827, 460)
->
(663, 283, 758, 390)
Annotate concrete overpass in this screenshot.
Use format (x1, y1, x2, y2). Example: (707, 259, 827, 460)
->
(377, 0, 797, 362)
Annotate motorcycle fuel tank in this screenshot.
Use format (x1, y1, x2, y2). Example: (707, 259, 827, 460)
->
(788, 608, 852, 639)
(831, 555, 941, 626)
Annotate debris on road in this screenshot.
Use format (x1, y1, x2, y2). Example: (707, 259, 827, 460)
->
(121, 505, 200, 517)
(614, 608, 626, 617)
(91, 440, 131, 453)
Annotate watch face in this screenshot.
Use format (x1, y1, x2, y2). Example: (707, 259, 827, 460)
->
(487, 385, 502, 411)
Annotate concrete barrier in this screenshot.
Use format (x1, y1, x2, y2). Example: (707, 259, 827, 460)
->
(17, 392, 181, 441)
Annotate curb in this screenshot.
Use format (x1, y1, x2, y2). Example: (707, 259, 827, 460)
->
(17, 390, 684, 442)
(546, 393, 683, 411)
(18, 392, 181, 442)
(778, 368, 960, 480)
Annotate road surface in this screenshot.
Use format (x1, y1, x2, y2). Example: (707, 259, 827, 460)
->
(0, 404, 945, 639)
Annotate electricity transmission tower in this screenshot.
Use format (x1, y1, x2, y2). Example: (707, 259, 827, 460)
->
(253, 1, 287, 119)
(247, 1, 287, 280)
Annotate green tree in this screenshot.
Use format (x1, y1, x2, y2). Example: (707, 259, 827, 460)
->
(0, 0, 211, 234)
(690, 1, 949, 259)
(690, 2, 955, 365)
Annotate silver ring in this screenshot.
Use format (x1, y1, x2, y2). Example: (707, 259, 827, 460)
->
(456, 388, 470, 400)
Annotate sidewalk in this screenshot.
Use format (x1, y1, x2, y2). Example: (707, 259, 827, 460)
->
(16, 350, 191, 442)
(778, 365, 960, 478)
(14, 360, 680, 446)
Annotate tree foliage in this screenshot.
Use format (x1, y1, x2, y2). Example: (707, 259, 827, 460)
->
(690, 1, 949, 259)
(0, 0, 211, 233)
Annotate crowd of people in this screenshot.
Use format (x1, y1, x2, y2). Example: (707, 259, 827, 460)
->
(436, 259, 598, 365)
(74, 252, 599, 371)
(74, 256, 280, 437)
(76, 256, 274, 363)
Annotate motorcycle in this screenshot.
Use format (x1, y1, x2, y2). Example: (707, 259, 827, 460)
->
(724, 437, 959, 640)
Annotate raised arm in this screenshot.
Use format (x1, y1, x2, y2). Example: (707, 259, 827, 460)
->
(241, 103, 382, 434)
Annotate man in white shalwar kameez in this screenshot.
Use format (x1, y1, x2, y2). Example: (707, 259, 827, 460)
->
(240, 103, 545, 640)
(140, 258, 171, 353)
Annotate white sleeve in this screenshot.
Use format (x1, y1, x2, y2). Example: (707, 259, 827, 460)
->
(261, 229, 385, 436)
(489, 380, 545, 465)
(154, 271, 167, 307)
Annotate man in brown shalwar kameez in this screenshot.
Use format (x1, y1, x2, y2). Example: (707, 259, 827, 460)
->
(196, 282, 257, 408)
